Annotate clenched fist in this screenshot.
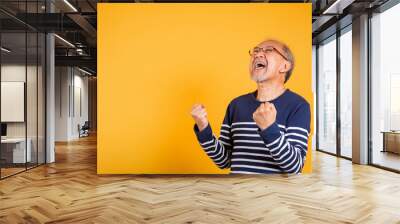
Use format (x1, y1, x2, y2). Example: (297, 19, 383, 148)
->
(191, 104, 209, 132)
(253, 102, 277, 131)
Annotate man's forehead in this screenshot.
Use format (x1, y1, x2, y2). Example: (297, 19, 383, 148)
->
(257, 40, 283, 49)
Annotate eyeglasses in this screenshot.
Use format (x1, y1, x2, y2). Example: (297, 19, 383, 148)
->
(248, 46, 288, 61)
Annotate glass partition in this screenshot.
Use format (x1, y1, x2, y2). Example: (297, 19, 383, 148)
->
(317, 35, 337, 155)
(370, 3, 400, 171)
(0, 1, 46, 179)
(339, 27, 352, 158)
(1, 30, 28, 177)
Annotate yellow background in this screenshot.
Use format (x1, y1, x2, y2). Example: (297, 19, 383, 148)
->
(98, 3, 313, 174)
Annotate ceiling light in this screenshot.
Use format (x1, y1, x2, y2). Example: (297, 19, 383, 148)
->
(1, 47, 11, 53)
(322, 0, 354, 15)
(78, 67, 93, 76)
(54, 34, 75, 48)
(63, 0, 78, 12)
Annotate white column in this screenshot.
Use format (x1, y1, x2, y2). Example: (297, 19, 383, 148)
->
(352, 14, 369, 164)
(46, 32, 55, 163)
(45, 0, 56, 163)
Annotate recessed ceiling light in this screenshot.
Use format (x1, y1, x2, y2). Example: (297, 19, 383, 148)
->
(54, 34, 75, 48)
(77, 67, 93, 76)
(322, 0, 354, 15)
(63, 0, 78, 12)
(1, 47, 11, 53)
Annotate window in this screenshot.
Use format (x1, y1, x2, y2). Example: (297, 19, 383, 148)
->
(339, 27, 352, 158)
(317, 36, 337, 154)
(370, 3, 400, 171)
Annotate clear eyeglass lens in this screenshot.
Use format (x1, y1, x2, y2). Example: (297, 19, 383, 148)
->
(252, 47, 273, 55)
(265, 48, 273, 53)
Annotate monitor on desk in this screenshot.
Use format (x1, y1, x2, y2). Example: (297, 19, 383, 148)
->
(1, 123, 7, 138)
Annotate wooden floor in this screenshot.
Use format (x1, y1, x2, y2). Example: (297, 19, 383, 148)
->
(0, 167, 26, 178)
(372, 150, 400, 171)
(1, 135, 400, 224)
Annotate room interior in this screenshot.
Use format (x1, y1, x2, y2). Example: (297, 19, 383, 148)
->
(0, 0, 400, 223)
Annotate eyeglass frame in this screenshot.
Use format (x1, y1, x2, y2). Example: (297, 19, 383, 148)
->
(248, 46, 289, 61)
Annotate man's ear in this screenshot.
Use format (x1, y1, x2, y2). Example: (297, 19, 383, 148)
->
(279, 61, 291, 74)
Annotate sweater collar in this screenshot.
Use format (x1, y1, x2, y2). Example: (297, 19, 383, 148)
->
(251, 88, 290, 104)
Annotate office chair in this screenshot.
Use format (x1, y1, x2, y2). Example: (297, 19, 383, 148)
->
(79, 121, 90, 138)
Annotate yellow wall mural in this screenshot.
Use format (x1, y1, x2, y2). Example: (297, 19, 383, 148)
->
(98, 3, 313, 174)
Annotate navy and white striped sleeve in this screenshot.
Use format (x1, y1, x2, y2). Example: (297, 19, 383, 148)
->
(193, 106, 233, 169)
(258, 102, 311, 174)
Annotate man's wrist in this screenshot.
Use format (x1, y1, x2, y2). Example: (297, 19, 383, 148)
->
(258, 121, 274, 131)
(197, 122, 209, 132)
(194, 123, 213, 143)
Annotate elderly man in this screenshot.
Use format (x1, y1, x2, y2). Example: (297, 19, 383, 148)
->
(190, 39, 311, 174)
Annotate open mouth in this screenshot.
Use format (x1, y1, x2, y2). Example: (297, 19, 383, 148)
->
(253, 61, 267, 70)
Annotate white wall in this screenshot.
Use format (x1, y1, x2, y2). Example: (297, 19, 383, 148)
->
(1, 64, 39, 138)
(1, 65, 26, 136)
(72, 72, 89, 138)
(1, 63, 46, 164)
(55, 67, 70, 141)
(55, 67, 89, 141)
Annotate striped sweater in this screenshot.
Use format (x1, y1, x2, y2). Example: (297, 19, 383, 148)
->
(193, 89, 311, 174)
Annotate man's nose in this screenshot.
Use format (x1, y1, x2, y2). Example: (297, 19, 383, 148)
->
(254, 51, 266, 59)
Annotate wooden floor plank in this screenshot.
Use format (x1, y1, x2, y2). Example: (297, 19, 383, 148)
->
(1, 134, 400, 223)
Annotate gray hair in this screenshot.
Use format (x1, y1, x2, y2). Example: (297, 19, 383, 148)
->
(281, 43, 295, 83)
(262, 39, 295, 83)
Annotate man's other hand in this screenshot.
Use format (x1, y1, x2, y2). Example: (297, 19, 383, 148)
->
(191, 104, 209, 132)
(253, 102, 277, 131)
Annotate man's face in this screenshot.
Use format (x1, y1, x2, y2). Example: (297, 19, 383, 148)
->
(249, 41, 288, 83)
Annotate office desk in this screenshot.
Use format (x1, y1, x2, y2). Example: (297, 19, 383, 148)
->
(381, 131, 400, 154)
(1, 138, 31, 163)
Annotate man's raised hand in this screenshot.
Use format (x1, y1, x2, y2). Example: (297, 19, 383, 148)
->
(191, 104, 209, 132)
